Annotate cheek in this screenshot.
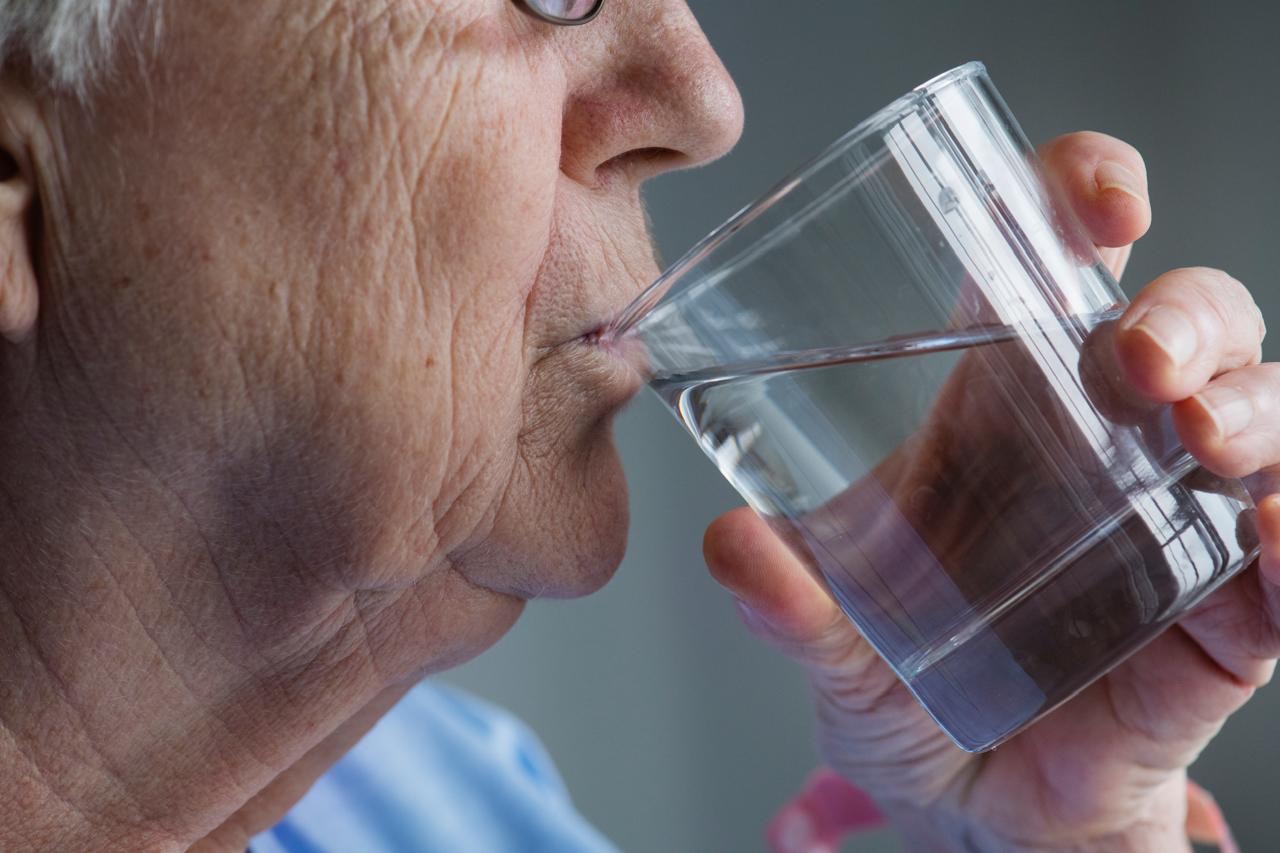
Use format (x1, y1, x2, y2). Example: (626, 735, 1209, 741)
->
(81, 5, 579, 588)
(247, 28, 568, 562)
(250, 6, 567, 359)
(420, 94, 563, 323)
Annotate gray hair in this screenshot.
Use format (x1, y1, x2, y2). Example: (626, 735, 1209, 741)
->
(0, 0, 137, 92)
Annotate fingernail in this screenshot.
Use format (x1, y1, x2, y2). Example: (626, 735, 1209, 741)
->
(1196, 385, 1254, 440)
(1130, 305, 1198, 368)
(1095, 160, 1144, 201)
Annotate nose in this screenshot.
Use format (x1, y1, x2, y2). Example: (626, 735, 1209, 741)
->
(557, 2, 745, 187)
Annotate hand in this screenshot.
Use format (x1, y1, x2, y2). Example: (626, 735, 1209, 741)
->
(704, 131, 1280, 851)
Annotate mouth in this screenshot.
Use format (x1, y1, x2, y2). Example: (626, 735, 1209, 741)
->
(578, 321, 651, 381)
(527, 236, 660, 409)
(538, 318, 651, 417)
(556, 297, 653, 373)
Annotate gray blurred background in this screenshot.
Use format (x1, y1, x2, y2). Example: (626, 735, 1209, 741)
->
(445, 2, 1280, 849)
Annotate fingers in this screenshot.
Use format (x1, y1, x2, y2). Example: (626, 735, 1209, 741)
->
(1113, 267, 1265, 402)
(1095, 628, 1252, 768)
(703, 507, 898, 690)
(1171, 363, 1280, 478)
(1078, 319, 1164, 426)
(703, 507, 844, 647)
(1038, 131, 1151, 277)
(704, 509, 966, 805)
(1178, 563, 1280, 688)
(1258, 495, 1280, 585)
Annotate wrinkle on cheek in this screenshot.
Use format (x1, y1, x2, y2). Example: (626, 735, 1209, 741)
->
(522, 189, 656, 357)
(232, 0, 563, 582)
(521, 202, 568, 353)
(280, 3, 464, 160)
(420, 126, 555, 367)
(410, 269, 522, 549)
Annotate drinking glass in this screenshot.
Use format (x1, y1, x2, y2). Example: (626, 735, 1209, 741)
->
(611, 62, 1260, 752)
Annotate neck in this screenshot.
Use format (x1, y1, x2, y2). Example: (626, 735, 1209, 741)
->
(0, 463, 379, 849)
(0, 370, 516, 850)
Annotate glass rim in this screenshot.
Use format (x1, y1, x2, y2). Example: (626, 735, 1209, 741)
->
(609, 61, 989, 336)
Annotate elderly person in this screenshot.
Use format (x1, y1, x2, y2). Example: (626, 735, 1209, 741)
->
(2, 0, 1279, 850)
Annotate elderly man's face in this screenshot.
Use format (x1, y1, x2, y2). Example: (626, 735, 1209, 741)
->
(30, 1, 740, 647)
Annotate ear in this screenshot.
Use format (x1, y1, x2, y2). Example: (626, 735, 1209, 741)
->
(0, 73, 46, 346)
(0, 145, 37, 344)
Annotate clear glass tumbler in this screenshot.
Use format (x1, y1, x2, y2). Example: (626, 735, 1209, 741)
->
(611, 62, 1260, 752)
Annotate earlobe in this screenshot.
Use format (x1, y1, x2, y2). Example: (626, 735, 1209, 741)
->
(0, 150, 38, 344)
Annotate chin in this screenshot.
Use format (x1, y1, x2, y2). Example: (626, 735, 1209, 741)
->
(458, 426, 634, 602)
(536, 437, 632, 600)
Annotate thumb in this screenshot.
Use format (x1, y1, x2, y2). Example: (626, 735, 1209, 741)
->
(706, 507, 969, 808)
(703, 507, 870, 676)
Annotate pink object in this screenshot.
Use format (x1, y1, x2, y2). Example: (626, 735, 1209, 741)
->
(768, 770, 1238, 853)
(766, 769, 886, 853)
(1186, 779, 1239, 853)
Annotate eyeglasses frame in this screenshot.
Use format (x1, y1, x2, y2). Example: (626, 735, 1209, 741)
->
(518, 0, 604, 26)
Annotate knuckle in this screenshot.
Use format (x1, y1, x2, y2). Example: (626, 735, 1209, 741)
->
(813, 656, 906, 717)
(1206, 267, 1250, 303)
(1171, 267, 1261, 356)
(1176, 265, 1243, 300)
(1195, 282, 1237, 336)
(1255, 365, 1280, 415)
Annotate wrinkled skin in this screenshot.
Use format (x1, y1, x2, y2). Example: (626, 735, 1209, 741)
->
(707, 133, 1280, 850)
(1, 2, 1277, 851)
(0, 2, 741, 849)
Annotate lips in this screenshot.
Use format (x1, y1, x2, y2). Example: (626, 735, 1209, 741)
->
(525, 193, 660, 392)
(531, 224, 661, 350)
(525, 332, 646, 426)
